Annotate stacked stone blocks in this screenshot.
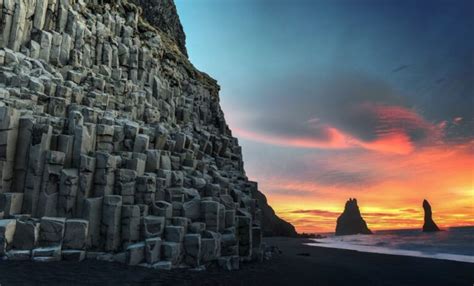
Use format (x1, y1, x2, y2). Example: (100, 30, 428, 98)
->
(0, 0, 263, 270)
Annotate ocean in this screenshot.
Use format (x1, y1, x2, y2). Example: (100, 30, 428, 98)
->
(307, 226, 474, 263)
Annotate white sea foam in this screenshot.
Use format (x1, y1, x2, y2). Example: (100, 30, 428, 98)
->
(306, 227, 474, 263)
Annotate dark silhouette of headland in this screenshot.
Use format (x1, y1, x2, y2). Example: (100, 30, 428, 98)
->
(335, 198, 372, 236)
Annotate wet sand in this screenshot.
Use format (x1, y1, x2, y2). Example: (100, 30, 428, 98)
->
(0, 237, 472, 285)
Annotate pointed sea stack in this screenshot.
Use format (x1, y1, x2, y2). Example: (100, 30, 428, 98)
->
(335, 198, 372, 236)
(422, 199, 441, 232)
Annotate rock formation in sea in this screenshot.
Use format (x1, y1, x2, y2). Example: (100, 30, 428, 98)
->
(335, 198, 372, 236)
(422, 199, 440, 232)
(0, 0, 293, 269)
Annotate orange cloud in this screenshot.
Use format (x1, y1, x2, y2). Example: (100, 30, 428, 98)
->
(232, 126, 352, 149)
(231, 102, 444, 155)
(232, 104, 445, 155)
(364, 103, 439, 137)
(226, 98, 471, 233)
(358, 132, 414, 154)
(234, 125, 419, 155)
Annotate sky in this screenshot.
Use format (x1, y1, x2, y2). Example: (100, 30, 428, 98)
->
(175, 0, 474, 233)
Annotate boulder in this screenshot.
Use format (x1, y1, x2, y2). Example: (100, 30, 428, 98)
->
(170, 217, 189, 229)
(33, 0, 48, 30)
(145, 237, 161, 264)
(184, 233, 201, 267)
(38, 217, 66, 247)
(0, 219, 16, 255)
(0, 193, 24, 217)
(224, 210, 235, 228)
(200, 201, 219, 232)
(183, 199, 200, 220)
(161, 241, 181, 265)
(101, 196, 122, 251)
(126, 242, 145, 265)
(13, 218, 39, 250)
(201, 231, 221, 262)
(252, 226, 262, 250)
(151, 201, 172, 218)
(188, 222, 206, 235)
(221, 231, 238, 256)
(141, 215, 165, 239)
(63, 219, 89, 250)
(145, 150, 161, 172)
(236, 215, 252, 258)
(83, 197, 102, 249)
(58, 169, 79, 218)
(121, 205, 140, 243)
(164, 226, 184, 243)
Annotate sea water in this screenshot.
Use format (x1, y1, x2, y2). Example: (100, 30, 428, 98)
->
(307, 226, 474, 263)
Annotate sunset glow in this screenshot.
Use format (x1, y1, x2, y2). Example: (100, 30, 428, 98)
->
(249, 142, 474, 233)
(178, 0, 474, 235)
(225, 92, 473, 233)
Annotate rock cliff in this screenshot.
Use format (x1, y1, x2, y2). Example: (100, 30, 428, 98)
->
(131, 0, 187, 57)
(335, 198, 372, 236)
(0, 0, 291, 269)
(252, 189, 297, 237)
(422, 199, 440, 232)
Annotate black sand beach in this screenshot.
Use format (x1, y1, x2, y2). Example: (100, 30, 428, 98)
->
(0, 237, 472, 286)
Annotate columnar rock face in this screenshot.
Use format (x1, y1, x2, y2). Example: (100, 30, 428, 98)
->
(422, 199, 440, 232)
(335, 198, 372, 236)
(0, 0, 267, 269)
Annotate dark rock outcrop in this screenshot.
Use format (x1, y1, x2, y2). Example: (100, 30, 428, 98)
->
(132, 0, 188, 57)
(335, 199, 372, 236)
(422, 200, 441, 232)
(252, 189, 298, 237)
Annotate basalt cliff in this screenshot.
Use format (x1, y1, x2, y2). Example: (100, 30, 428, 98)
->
(0, 0, 293, 269)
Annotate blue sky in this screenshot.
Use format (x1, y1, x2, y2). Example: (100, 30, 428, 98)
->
(176, 0, 473, 129)
(174, 0, 473, 232)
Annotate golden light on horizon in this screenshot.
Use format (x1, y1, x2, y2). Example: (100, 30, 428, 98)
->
(257, 142, 474, 233)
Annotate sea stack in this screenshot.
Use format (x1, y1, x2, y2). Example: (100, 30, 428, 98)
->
(335, 198, 372, 236)
(422, 200, 441, 232)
